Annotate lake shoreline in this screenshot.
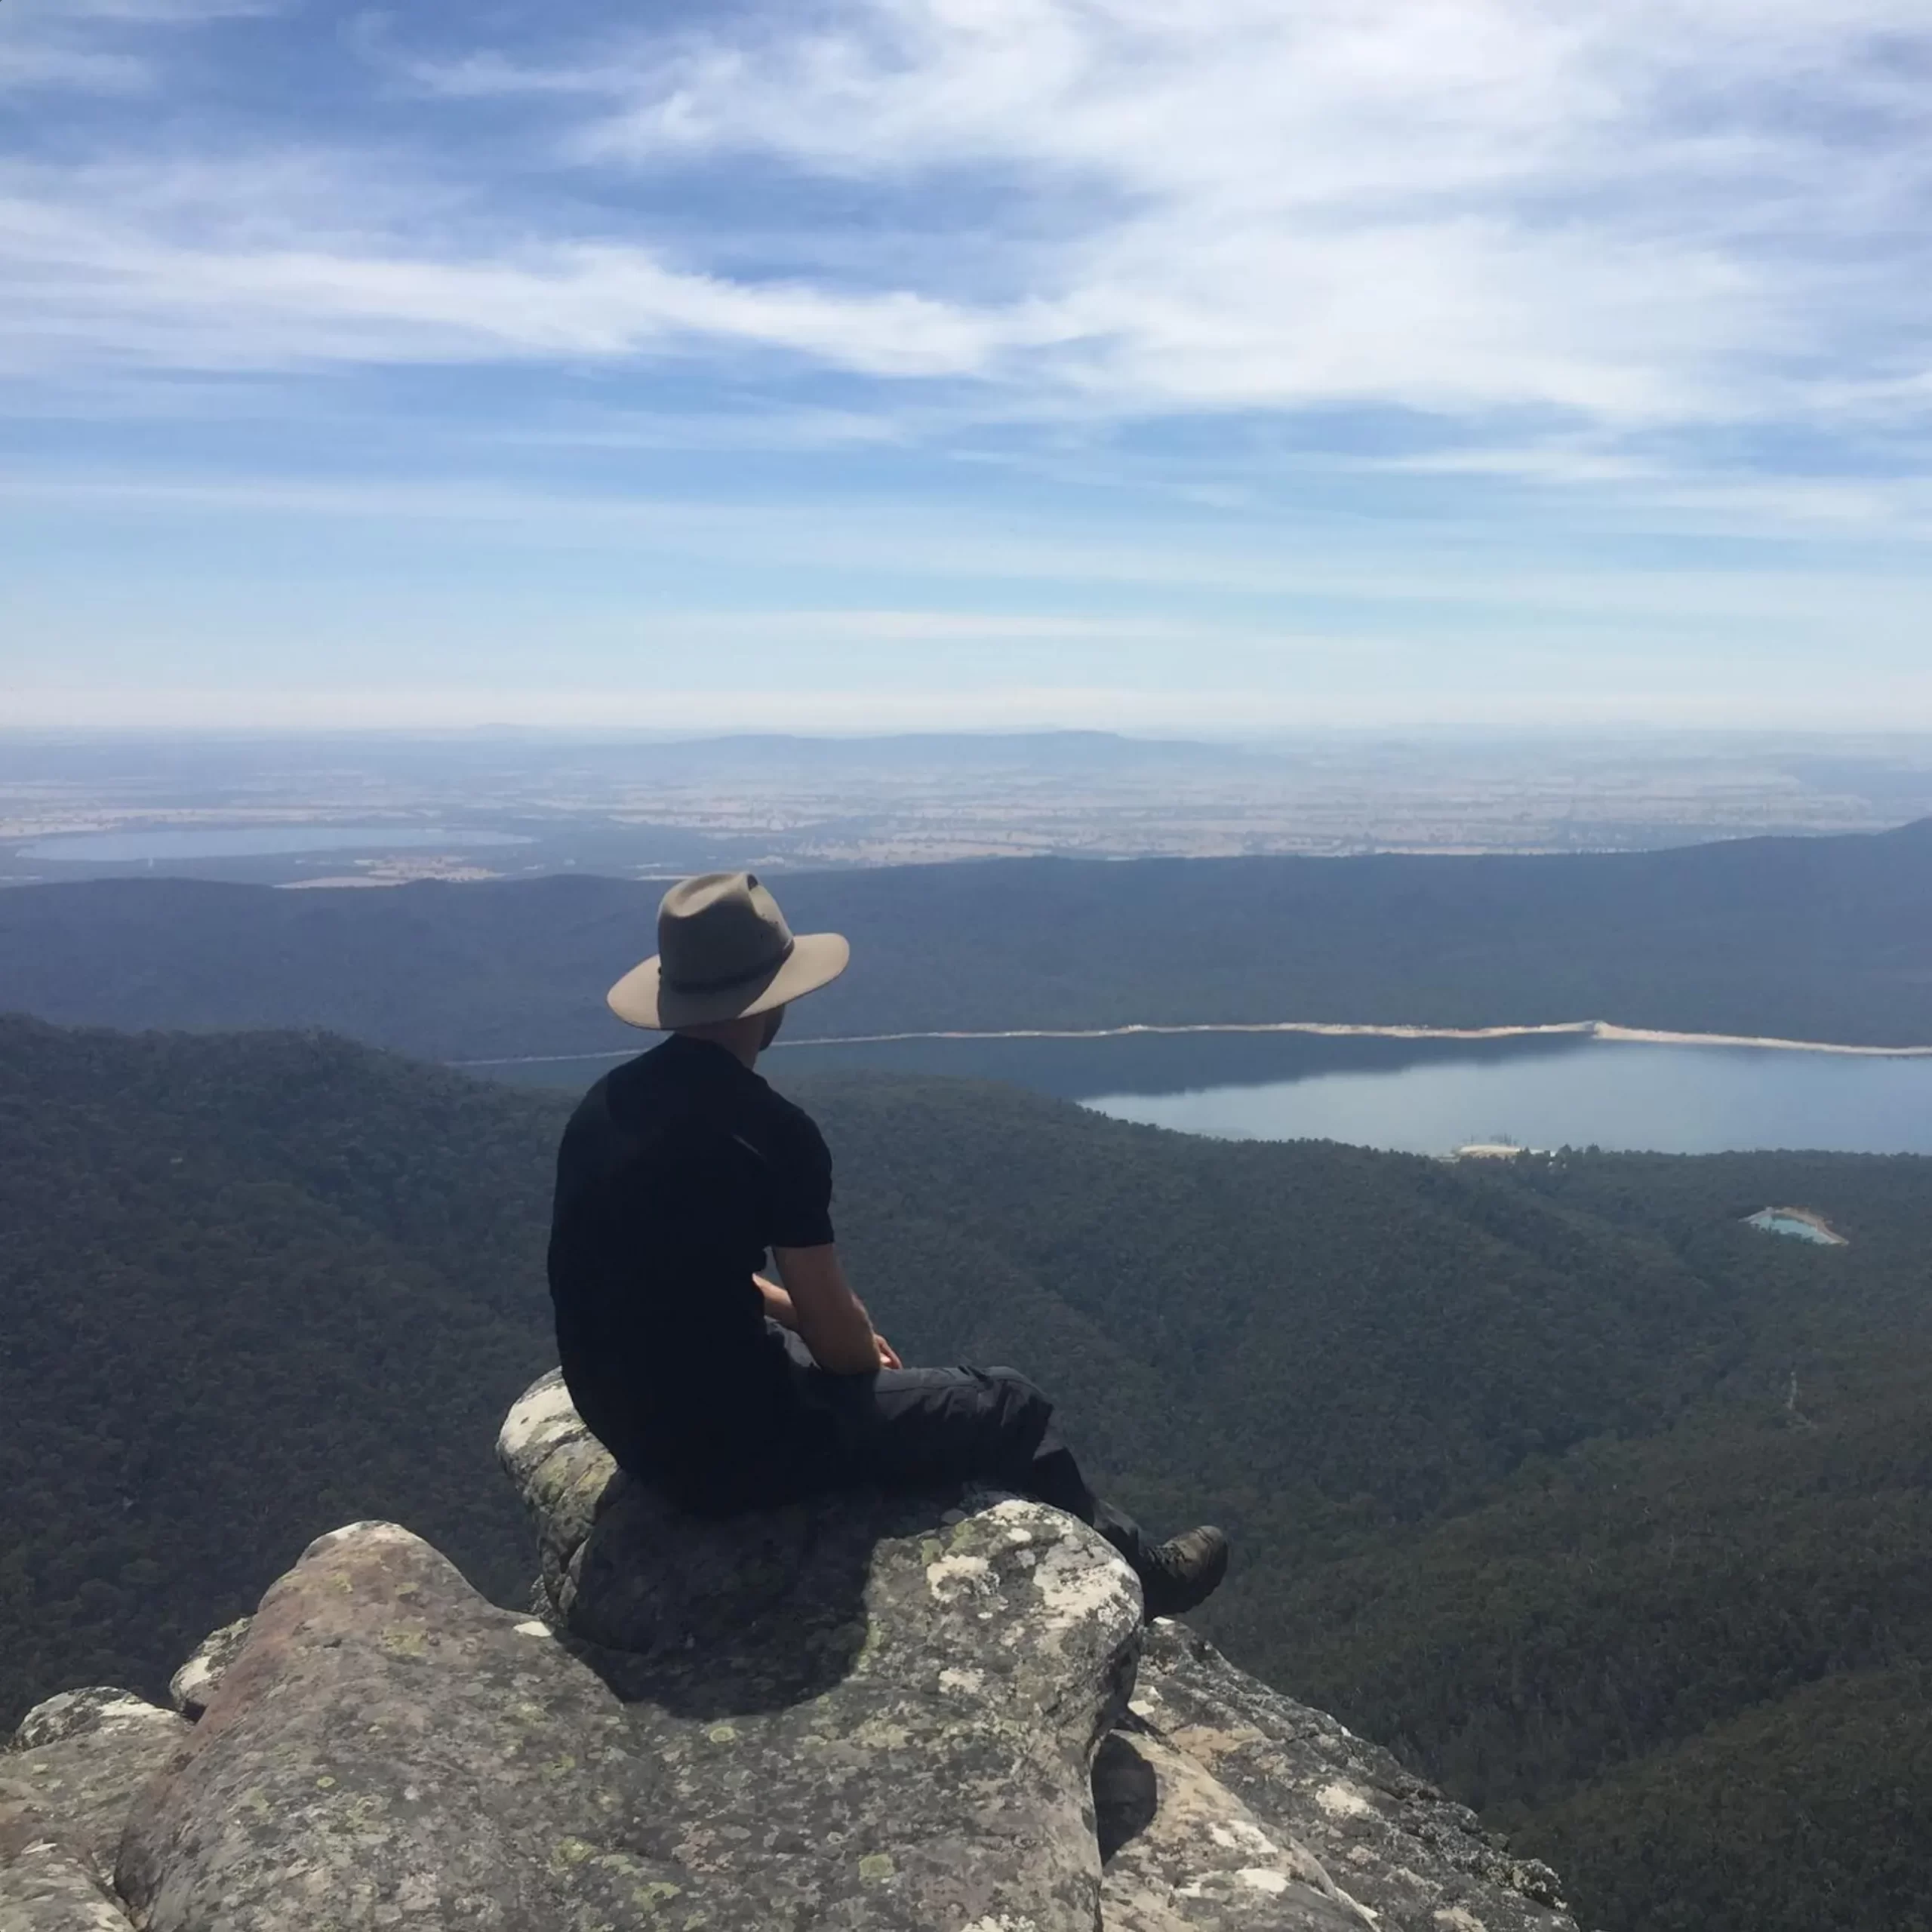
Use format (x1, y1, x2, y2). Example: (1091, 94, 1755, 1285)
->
(454, 1017, 1932, 1070)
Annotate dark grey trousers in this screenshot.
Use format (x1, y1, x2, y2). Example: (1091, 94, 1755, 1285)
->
(684, 1322, 1152, 1570)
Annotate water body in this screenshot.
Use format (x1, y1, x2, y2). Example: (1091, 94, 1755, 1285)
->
(1745, 1209, 1847, 1245)
(766, 1030, 1932, 1156)
(20, 825, 533, 862)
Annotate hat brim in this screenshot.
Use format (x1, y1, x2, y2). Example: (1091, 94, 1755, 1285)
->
(607, 930, 850, 1031)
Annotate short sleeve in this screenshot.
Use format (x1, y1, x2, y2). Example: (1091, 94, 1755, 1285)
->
(765, 1103, 835, 1249)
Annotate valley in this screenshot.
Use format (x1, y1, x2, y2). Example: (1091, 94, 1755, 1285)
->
(4, 811, 1930, 1932)
(4, 1014, 1930, 1932)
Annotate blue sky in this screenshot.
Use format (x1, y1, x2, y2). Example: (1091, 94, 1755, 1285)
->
(4, 0, 1931, 733)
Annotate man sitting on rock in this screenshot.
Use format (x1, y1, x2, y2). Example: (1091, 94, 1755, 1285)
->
(547, 871, 1229, 1620)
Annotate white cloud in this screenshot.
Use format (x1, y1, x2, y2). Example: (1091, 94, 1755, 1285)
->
(506, 0, 1932, 423)
(0, 156, 1054, 378)
(7, 0, 1930, 445)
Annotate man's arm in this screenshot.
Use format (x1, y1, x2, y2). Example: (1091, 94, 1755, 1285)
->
(772, 1244, 897, 1373)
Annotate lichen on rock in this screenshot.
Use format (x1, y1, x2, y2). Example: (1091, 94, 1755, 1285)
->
(496, 1369, 1146, 1930)
(0, 1824, 137, 1932)
(117, 1521, 682, 1932)
(166, 1618, 252, 1721)
(1, 1688, 187, 1891)
(1103, 1623, 1578, 1930)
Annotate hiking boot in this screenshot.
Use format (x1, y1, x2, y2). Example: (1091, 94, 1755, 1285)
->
(1136, 1525, 1229, 1621)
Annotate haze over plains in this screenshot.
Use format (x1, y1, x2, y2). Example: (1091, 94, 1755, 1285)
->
(5, 0, 1931, 734)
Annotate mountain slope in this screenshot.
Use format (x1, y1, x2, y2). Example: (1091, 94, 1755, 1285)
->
(2, 817, 1930, 1057)
(0, 1017, 561, 1724)
(5, 1016, 1931, 1932)
(1527, 1664, 1932, 1932)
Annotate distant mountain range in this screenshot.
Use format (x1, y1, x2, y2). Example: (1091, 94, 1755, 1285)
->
(2, 819, 1930, 1057)
(6, 1012, 1930, 1932)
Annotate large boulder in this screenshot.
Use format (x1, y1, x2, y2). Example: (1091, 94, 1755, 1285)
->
(0, 1688, 187, 1888)
(497, 1368, 1581, 1932)
(117, 1521, 682, 1932)
(0, 1823, 135, 1932)
(497, 1368, 1146, 1929)
(0, 1687, 184, 1932)
(117, 1383, 1144, 1932)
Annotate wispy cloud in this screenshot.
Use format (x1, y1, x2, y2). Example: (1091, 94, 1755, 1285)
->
(0, 143, 1060, 380)
(0, 0, 282, 94)
(12, 463, 1932, 632)
(392, 0, 1932, 429)
(9, 0, 1931, 438)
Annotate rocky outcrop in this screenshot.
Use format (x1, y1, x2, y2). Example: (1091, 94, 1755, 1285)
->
(1, 1687, 189, 1930)
(6, 1371, 1585, 1931)
(2, 1689, 186, 1888)
(117, 1520, 690, 1931)
(1102, 1624, 1571, 1930)
(165, 1619, 251, 1723)
(0, 1828, 134, 1932)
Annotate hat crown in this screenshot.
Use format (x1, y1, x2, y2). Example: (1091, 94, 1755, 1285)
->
(657, 872, 795, 995)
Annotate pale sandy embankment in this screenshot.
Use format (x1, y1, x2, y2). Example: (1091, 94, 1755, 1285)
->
(454, 1017, 1932, 1069)
(783, 1019, 1932, 1057)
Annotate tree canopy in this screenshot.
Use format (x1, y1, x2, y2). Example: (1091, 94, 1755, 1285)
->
(5, 1013, 1929, 1932)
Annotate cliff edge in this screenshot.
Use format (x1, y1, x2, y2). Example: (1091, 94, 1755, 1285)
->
(1, 1371, 1580, 1931)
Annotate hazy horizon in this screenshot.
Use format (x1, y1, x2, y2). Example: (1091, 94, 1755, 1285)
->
(6, 2, 1932, 735)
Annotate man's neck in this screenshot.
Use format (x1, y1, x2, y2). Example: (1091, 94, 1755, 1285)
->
(672, 1019, 764, 1069)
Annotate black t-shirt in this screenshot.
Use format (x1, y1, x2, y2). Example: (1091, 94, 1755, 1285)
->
(546, 1035, 836, 1481)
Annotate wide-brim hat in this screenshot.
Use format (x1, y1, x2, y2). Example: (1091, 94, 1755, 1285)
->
(608, 870, 849, 1030)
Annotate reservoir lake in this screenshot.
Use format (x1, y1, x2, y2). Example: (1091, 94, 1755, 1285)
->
(20, 825, 533, 863)
(759, 1029, 1932, 1157)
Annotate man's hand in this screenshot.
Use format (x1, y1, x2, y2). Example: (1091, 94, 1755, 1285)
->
(875, 1334, 903, 1370)
(755, 1273, 798, 1329)
(774, 1243, 888, 1376)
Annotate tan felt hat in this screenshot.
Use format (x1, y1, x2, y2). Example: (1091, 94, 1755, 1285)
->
(607, 871, 850, 1030)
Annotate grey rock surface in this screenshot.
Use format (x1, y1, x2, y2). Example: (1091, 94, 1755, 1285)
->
(118, 1487, 1143, 1931)
(8, 1370, 1585, 1932)
(0, 1688, 187, 1888)
(1111, 1623, 1579, 1932)
(500, 1368, 1583, 1932)
(117, 1521, 681, 1932)
(167, 1617, 253, 1721)
(0, 1821, 136, 1932)
(1096, 1724, 1374, 1930)
(1097, 1723, 1383, 1932)
(0, 1801, 136, 1932)
(497, 1370, 1146, 1930)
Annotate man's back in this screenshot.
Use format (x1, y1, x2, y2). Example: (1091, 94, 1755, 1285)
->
(546, 1035, 835, 1481)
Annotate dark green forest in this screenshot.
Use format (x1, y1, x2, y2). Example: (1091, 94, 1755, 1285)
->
(5, 1014, 1930, 1932)
(0, 1018, 558, 1719)
(2, 815, 1930, 1060)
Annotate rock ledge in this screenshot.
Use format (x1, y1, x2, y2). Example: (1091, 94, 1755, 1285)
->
(0, 1371, 1582, 1931)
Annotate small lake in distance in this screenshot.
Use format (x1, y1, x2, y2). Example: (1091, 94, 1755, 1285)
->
(763, 1029, 1932, 1156)
(20, 825, 534, 862)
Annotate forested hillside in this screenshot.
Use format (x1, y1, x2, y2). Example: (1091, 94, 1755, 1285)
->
(0, 1017, 559, 1722)
(2, 816, 1930, 1057)
(5, 1014, 1930, 1932)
